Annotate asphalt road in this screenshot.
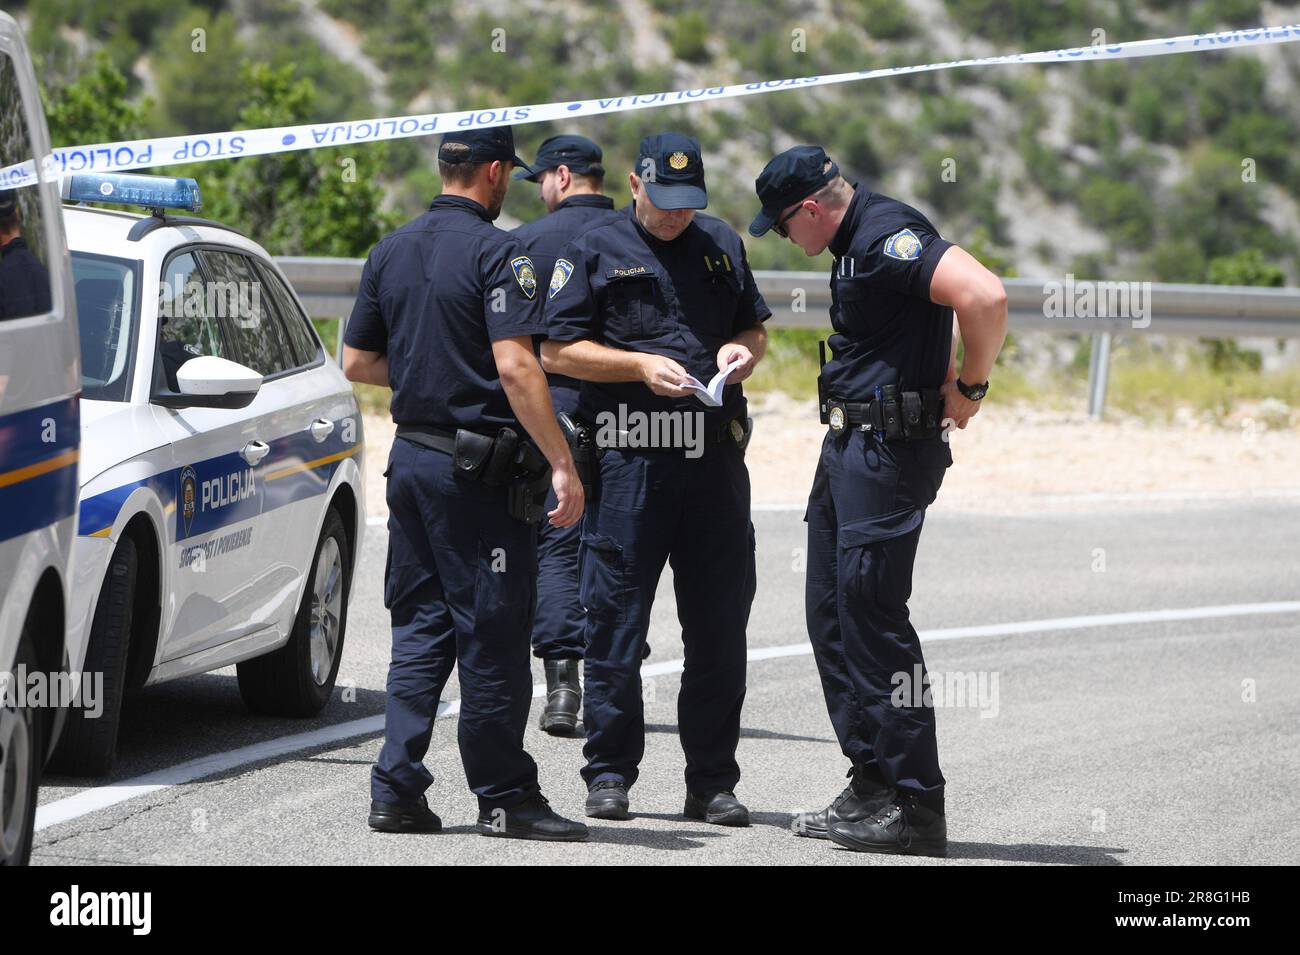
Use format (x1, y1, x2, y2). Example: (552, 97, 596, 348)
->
(32, 499, 1300, 865)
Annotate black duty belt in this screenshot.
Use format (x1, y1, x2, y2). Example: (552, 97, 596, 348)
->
(395, 423, 457, 455)
(821, 388, 943, 441)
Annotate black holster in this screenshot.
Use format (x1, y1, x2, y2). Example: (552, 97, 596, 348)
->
(506, 439, 552, 524)
(557, 411, 598, 498)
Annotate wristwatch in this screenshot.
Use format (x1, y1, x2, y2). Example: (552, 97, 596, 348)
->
(955, 378, 989, 401)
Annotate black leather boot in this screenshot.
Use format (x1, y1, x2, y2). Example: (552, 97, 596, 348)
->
(539, 659, 581, 735)
(476, 793, 589, 842)
(368, 794, 442, 834)
(684, 790, 750, 827)
(826, 792, 947, 857)
(792, 765, 895, 840)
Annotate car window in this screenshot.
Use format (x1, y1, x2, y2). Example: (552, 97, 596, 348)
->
(198, 248, 291, 377)
(158, 251, 226, 392)
(0, 50, 53, 321)
(73, 252, 137, 401)
(255, 260, 320, 368)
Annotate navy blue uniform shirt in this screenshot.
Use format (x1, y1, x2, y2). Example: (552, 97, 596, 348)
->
(545, 204, 771, 425)
(821, 186, 954, 398)
(345, 195, 546, 432)
(0, 236, 52, 320)
(511, 194, 618, 414)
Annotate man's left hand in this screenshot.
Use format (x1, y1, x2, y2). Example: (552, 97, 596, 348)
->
(940, 378, 982, 430)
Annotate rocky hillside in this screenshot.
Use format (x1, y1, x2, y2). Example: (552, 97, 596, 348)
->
(17, 0, 1300, 282)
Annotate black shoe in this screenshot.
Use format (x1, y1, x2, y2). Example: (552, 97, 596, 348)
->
(539, 659, 582, 735)
(684, 790, 750, 827)
(585, 779, 630, 820)
(368, 794, 442, 834)
(826, 793, 947, 857)
(477, 793, 589, 842)
(792, 765, 895, 840)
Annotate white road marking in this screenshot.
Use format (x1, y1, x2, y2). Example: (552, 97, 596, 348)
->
(34, 599, 1300, 833)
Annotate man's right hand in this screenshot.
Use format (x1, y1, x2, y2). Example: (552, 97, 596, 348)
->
(640, 354, 692, 397)
(548, 461, 585, 528)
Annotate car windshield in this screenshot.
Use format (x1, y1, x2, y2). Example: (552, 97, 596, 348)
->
(71, 251, 138, 401)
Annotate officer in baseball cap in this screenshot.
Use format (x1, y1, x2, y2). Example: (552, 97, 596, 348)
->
(634, 131, 707, 210)
(513, 134, 604, 183)
(437, 126, 535, 178)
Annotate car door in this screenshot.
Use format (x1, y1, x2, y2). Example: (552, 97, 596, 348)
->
(151, 248, 269, 662)
(195, 248, 353, 641)
(247, 257, 360, 617)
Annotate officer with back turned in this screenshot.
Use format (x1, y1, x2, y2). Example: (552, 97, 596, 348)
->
(511, 134, 619, 736)
(749, 145, 1007, 856)
(343, 125, 589, 842)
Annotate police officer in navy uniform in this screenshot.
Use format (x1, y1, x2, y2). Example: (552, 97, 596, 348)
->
(0, 190, 52, 320)
(511, 135, 619, 736)
(749, 146, 1006, 856)
(543, 132, 770, 826)
(343, 126, 589, 842)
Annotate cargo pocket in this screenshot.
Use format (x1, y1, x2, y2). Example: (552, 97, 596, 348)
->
(838, 508, 925, 611)
(579, 532, 625, 623)
(472, 537, 532, 637)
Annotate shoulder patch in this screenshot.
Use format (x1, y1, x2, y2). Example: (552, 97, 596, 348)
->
(548, 258, 575, 299)
(882, 228, 923, 261)
(510, 255, 538, 299)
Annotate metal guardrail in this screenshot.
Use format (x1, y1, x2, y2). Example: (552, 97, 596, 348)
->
(276, 257, 1300, 418)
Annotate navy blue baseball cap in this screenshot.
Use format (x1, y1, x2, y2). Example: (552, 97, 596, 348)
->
(636, 132, 707, 210)
(749, 145, 840, 237)
(438, 126, 533, 175)
(514, 134, 603, 182)
(0, 190, 16, 217)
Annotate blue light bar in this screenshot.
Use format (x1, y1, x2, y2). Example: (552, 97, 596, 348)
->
(61, 173, 202, 213)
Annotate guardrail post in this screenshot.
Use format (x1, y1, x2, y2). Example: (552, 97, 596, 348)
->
(1087, 332, 1112, 419)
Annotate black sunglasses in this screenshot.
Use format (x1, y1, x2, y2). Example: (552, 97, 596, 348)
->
(772, 201, 808, 239)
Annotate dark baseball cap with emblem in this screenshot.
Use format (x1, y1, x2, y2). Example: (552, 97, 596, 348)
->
(748, 145, 840, 237)
(636, 132, 707, 210)
(514, 134, 603, 182)
(438, 126, 533, 175)
(0, 190, 16, 217)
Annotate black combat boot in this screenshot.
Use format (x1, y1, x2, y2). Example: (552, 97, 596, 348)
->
(477, 793, 589, 842)
(826, 792, 947, 857)
(792, 764, 895, 839)
(368, 794, 442, 834)
(684, 790, 750, 827)
(539, 659, 581, 735)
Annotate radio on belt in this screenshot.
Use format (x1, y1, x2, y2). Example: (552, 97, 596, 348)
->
(61, 172, 202, 213)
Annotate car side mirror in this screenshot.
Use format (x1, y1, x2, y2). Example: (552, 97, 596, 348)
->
(154, 355, 263, 409)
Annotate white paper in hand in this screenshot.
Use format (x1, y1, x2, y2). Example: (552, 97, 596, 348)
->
(683, 358, 743, 407)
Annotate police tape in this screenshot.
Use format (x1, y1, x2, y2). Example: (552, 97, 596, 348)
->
(6, 23, 1300, 191)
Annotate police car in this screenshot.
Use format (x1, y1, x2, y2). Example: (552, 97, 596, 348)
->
(51, 172, 365, 776)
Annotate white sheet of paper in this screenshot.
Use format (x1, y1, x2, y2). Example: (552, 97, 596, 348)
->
(683, 358, 743, 407)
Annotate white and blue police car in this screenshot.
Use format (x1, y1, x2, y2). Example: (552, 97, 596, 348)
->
(51, 172, 365, 776)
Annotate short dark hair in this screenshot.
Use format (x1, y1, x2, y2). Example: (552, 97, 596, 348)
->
(571, 164, 605, 189)
(438, 142, 485, 186)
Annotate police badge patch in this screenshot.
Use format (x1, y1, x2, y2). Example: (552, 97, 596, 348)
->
(882, 228, 923, 261)
(180, 465, 198, 538)
(549, 258, 574, 299)
(511, 256, 538, 299)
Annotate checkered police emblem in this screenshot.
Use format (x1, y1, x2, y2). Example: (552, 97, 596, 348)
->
(668, 151, 689, 170)
(882, 228, 923, 261)
(549, 258, 574, 299)
(180, 465, 198, 537)
(511, 256, 538, 299)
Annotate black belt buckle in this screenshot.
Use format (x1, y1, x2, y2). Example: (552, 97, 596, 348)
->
(827, 399, 848, 432)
